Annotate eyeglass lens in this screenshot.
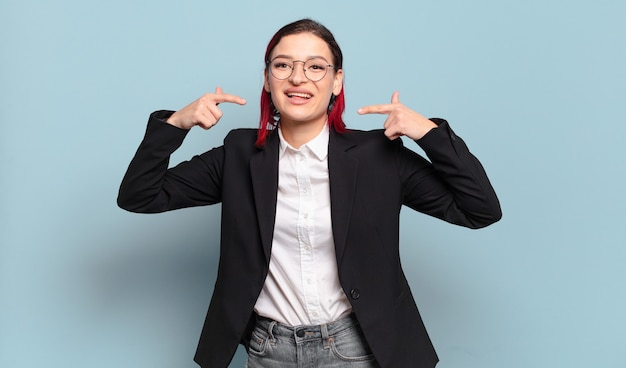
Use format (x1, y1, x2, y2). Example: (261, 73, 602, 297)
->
(269, 58, 331, 82)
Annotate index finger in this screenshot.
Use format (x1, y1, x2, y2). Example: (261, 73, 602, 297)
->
(358, 103, 394, 115)
(215, 93, 247, 106)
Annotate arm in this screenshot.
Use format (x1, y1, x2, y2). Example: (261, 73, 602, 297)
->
(399, 119, 501, 228)
(117, 111, 225, 213)
(359, 92, 501, 228)
(117, 88, 246, 213)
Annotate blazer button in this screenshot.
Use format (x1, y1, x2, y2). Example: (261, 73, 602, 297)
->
(350, 289, 360, 300)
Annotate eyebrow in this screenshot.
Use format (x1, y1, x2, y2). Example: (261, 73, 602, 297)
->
(271, 54, 330, 62)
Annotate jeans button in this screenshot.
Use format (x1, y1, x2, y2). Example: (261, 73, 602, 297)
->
(296, 329, 305, 337)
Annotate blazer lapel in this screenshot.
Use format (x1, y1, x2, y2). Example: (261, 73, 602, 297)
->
(250, 132, 280, 264)
(328, 130, 359, 266)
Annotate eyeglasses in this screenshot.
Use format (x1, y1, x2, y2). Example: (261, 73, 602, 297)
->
(267, 57, 335, 82)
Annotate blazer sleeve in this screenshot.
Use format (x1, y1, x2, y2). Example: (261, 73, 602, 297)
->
(399, 119, 502, 228)
(117, 110, 224, 213)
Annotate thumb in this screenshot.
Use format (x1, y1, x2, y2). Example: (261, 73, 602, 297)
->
(391, 91, 400, 104)
(215, 86, 223, 95)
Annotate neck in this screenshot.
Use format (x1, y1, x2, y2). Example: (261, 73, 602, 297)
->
(279, 116, 327, 149)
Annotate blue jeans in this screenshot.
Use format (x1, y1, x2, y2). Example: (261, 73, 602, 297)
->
(246, 314, 381, 368)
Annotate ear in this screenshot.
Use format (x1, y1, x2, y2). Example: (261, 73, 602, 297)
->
(332, 69, 343, 96)
(264, 69, 271, 93)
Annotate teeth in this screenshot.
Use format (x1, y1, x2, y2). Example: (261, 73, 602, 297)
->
(287, 92, 312, 99)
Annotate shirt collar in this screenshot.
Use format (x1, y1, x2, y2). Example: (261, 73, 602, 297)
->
(278, 123, 329, 161)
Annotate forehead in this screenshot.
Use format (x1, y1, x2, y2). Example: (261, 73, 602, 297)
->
(270, 33, 332, 60)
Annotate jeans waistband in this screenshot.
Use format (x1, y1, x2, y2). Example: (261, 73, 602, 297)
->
(254, 313, 360, 341)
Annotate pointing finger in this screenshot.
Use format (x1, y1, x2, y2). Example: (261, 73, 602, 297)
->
(215, 93, 247, 106)
(358, 91, 401, 115)
(213, 86, 246, 105)
(358, 103, 394, 115)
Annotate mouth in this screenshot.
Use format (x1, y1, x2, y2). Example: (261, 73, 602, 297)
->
(286, 92, 313, 99)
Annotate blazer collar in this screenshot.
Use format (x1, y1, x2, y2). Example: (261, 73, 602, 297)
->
(328, 129, 359, 266)
(249, 129, 359, 266)
(250, 131, 280, 264)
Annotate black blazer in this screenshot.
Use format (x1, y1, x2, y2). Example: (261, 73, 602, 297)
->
(118, 111, 501, 368)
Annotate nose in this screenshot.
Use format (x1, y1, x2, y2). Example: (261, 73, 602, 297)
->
(289, 61, 307, 84)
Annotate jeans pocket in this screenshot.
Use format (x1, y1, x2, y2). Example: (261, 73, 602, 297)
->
(248, 325, 270, 356)
(329, 326, 376, 362)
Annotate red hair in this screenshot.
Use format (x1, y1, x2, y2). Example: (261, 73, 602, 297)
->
(256, 19, 346, 147)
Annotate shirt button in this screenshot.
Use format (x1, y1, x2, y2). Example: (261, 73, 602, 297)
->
(350, 289, 360, 300)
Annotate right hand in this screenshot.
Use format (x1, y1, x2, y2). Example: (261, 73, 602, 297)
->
(166, 87, 247, 130)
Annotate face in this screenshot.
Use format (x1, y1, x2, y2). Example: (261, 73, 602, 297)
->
(264, 32, 343, 128)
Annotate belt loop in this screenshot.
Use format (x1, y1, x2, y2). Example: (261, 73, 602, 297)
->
(321, 323, 330, 350)
(268, 321, 277, 342)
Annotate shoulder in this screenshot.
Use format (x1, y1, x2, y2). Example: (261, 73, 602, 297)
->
(343, 128, 384, 138)
(225, 128, 257, 139)
(335, 128, 403, 151)
(223, 128, 258, 147)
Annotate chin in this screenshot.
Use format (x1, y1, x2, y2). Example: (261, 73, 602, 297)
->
(280, 107, 324, 123)
(283, 112, 325, 124)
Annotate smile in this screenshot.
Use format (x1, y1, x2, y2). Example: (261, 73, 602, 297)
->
(286, 92, 312, 99)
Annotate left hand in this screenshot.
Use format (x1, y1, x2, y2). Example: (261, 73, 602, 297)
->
(358, 92, 437, 140)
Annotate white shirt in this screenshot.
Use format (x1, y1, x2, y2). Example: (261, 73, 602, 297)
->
(253, 124, 352, 326)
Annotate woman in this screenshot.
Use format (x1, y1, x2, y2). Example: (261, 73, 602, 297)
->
(118, 18, 501, 368)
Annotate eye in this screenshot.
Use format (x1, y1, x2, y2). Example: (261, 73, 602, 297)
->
(305, 58, 329, 73)
(273, 62, 291, 70)
(309, 63, 326, 71)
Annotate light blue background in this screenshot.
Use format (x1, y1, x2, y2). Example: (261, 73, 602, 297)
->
(2, 0, 625, 367)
